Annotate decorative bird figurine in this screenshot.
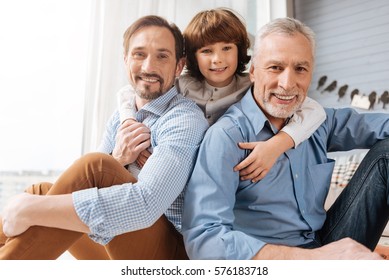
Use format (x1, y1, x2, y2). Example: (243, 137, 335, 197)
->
(321, 80, 337, 94)
(337, 84, 348, 101)
(379, 91, 389, 109)
(350, 89, 359, 101)
(368, 91, 377, 110)
(316, 75, 327, 90)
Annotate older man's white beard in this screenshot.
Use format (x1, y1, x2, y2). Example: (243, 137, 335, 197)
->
(262, 89, 304, 119)
(263, 101, 302, 119)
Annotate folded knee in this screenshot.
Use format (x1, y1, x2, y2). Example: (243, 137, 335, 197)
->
(75, 153, 120, 172)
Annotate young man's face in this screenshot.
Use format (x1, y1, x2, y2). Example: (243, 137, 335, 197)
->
(249, 32, 313, 128)
(124, 26, 183, 102)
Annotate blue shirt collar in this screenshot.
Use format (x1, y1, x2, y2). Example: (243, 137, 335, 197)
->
(240, 87, 279, 135)
(136, 86, 178, 122)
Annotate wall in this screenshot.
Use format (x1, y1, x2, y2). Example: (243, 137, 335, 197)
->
(294, 0, 389, 112)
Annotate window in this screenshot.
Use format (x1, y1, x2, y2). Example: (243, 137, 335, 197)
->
(0, 0, 91, 210)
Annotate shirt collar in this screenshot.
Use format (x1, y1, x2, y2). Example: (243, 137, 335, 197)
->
(203, 76, 239, 99)
(136, 86, 178, 122)
(240, 87, 279, 135)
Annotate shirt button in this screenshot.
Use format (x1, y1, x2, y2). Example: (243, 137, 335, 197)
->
(295, 173, 298, 179)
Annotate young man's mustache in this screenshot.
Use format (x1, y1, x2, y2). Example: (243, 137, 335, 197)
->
(136, 73, 164, 84)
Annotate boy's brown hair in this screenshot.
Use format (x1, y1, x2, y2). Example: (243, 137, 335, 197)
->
(183, 8, 251, 81)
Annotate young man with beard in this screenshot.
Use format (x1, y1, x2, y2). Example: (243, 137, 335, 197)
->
(0, 15, 208, 259)
(182, 17, 389, 260)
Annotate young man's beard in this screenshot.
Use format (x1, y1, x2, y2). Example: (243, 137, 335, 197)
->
(135, 84, 164, 100)
(134, 73, 166, 100)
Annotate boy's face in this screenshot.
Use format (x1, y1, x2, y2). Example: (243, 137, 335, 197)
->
(124, 26, 183, 103)
(195, 42, 238, 87)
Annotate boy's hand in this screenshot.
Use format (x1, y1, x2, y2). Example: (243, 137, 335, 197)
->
(234, 141, 277, 182)
(136, 149, 152, 168)
(235, 132, 294, 182)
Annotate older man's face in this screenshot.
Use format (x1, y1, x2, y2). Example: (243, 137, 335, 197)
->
(249, 32, 313, 128)
(124, 26, 183, 103)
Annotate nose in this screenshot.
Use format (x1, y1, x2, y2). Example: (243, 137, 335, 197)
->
(141, 55, 156, 73)
(211, 51, 223, 64)
(278, 69, 296, 91)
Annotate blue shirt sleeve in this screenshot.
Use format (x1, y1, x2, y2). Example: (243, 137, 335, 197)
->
(325, 107, 389, 151)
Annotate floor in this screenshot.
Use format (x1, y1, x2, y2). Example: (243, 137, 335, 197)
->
(57, 237, 389, 260)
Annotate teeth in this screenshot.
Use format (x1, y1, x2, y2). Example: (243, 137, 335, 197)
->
(275, 94, 294, 100)
(142, 77, 158, 82)
(211, 67, 227, 72)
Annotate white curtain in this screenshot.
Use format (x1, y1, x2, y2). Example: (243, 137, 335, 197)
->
(81, 0, 288, 153)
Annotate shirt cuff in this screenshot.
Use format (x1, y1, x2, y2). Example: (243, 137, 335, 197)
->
(72, 188, 114, 245)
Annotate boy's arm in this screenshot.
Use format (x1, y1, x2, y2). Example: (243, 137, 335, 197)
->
(281, 96, 326, 147)
(117, 86, 137, 124)
(235, 97, 325, 182)
(117, 86, 152, 167)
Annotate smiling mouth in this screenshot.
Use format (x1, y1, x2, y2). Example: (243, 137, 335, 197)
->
(274, 94, 295, 101)
(137, 73, 162, 84)
(210, 67, 228, 72)
(140, 77, 159, 83)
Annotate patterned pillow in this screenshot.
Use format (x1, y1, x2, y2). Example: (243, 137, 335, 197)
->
(330, 161, 360, 189)
(329, 150, 367, 189)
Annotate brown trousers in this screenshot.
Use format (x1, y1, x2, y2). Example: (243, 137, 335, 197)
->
(0, 153, 188, 260)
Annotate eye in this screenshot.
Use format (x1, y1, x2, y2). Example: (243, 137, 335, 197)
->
(269, 65, 282, 71)
(132, 52, 146, 59)
(222, 45, 233, 51)
(296, 66, 308, 73)
(199, 48, 211, 54)
(158, 53, 169, 59)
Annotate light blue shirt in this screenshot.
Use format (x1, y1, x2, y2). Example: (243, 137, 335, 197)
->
(73, 87, 208, 245)
(182, 88, 389, 260)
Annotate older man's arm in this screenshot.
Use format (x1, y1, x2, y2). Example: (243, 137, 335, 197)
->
(253, 238, 382, 260)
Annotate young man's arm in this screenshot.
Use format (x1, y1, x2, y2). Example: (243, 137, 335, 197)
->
(1, 112, 148, 238)
(2, 193, 89, 237)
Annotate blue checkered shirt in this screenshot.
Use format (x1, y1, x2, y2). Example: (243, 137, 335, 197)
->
(72, 86, 208, 245)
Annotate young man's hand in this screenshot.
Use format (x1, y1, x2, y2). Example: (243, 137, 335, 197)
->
(112, 119, 151, 166)
(2, 193, 33, 237)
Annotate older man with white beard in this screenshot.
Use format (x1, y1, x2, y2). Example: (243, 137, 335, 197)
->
(182, 17, 389, 260)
